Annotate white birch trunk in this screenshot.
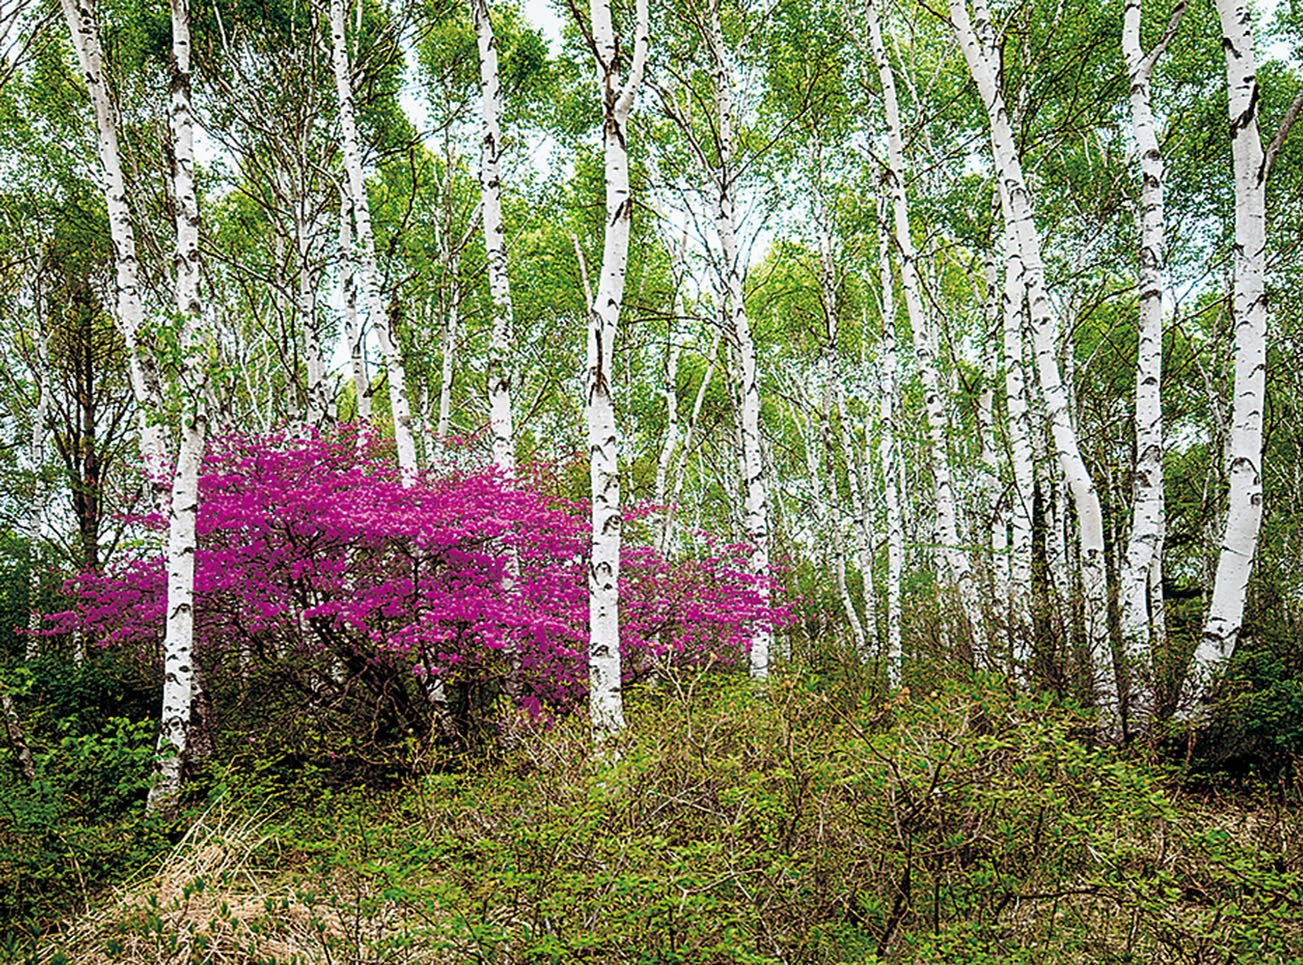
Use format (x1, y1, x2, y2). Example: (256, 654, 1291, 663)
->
(1182, 0, 1269, 714)
(58, 0, 169, 490)
(837, 376, 877, 657)
(585, 0, 648, 739)
(297, 204, 329, 428)
(471, 0, 515, 474)
(148, 411, 204, 815)
(1000, 222, 1035, 672)
(339, 186, 371, 421)
(707, 1, 772, 678)
(662, 330, 722, 554)
(878, 210, 904, 688)
(328, 0, 417, 479)
(978, 251, 1005, 613)
(1, 684, 34, 782)
(952, 0, 1118, 731)
(148, 0, 206, 816)
(25, 357, 49, 659)
(654, 329, 682, 512)
(435, 290, 460, 457)
(869, 0, 986, 663)
(1120, 0, 1180, 729)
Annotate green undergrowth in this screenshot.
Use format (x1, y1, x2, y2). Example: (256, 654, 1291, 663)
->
(25, 673, 1303, 964)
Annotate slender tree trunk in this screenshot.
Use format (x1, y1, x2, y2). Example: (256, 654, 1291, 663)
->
(837, 376, 878, 657)
(869, 0, 986, 664)
(148, 0, 206, 817)
(25, 352, 49, 659)
(296, 200, 330, 428)
(328, 0, 417, 479)
(706, 2, 772, 678)
(1120, 0, 1184, 731)
(435, 285, 460, 456)
(1000, 222, 1035, 676)
(1182, 0, 1270, 714)
(58, 0, 169, 492)
(951, 0, 1118, 732)
(654, 327, 682, 515)
(585, 0, 648, 739)
(662, 330, 722, 554)
(470, 0, 516, 474)
(877, 209, 904, 688)
(339, 186, 371, 422)
(976, 250, 1005, 631)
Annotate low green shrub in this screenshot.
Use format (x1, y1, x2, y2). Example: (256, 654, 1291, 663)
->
(412, 671, 1303, 963)
(22, 668, 1303, 964)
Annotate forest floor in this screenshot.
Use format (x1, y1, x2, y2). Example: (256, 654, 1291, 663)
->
(12, 670, 1303, 965)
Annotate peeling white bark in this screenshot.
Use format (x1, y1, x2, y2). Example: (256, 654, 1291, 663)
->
(471, 0, 515, 474)
(328, 0, 417, 479)
(58, 0, 169, 490)
(877, 208, 904, 688)
(585, 0, 648, 739)
(338, 185, 371, 421)
(1120, 0, 1182, 729)
(705, 3, 772, 678)
(1000, 222, 1035, 672)
(296, 201, 329, 428)
(952, 0, 1117, 731)
(149, 0, 207, 816)
(869, 0, 986, 663)
(1182, 0, 1269, 714)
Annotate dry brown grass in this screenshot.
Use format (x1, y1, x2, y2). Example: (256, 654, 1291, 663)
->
(38, 804, 438, 965)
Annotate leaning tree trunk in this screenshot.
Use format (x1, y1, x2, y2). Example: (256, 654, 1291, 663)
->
(867, 0, 987, 665)
(950, 0, 1118, 734)
(328, 0, 417, 479)
(1181, 0, 1270, 715)
(585, 0, 648, 739)
(1, 680, 34, 782)
(470, 0, 515, 475)
(58, 0, 169, 493)
(1120, 0, 1185, 732)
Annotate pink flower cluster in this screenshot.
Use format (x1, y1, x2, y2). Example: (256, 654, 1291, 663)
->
(48, 432, 790, 721)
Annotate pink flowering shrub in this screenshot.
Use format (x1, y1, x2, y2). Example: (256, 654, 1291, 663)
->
(48, 432, 788, 750)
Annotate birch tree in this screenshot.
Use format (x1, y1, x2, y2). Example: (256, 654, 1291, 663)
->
(708, 0, 772, 677)
(583, 0, 648, 738)
(1120, 0, 1185, 729)
(1000, 222, 1035, 671)
(327, 0, 418, 479)
(948, 0, 1118, 731)
(148, 0, 209, 816)
(339, 184, 372, 421)
(470, 0, 516, 473)
(877, 204, 904, 687)
(1180, 0, 1284, 713)
(57, 0, 169, 491)
(867, 0, 987, 662)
